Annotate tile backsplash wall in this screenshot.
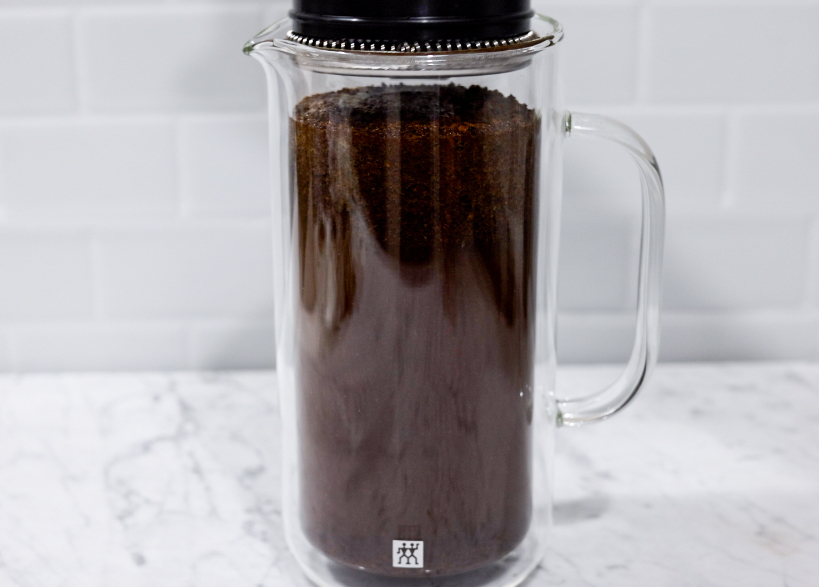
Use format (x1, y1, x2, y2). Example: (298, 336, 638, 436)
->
(0, 0, 817, 371)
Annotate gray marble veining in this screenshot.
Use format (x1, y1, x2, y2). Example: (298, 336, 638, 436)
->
(0, 364, 817, 586)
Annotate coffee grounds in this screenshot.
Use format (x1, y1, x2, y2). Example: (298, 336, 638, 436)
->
(293, 83, 540, 577)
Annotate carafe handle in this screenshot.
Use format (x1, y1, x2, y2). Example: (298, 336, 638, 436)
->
(557, 112, 665, 426)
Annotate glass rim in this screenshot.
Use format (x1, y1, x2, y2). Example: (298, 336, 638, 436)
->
(245, 14, 562, 74)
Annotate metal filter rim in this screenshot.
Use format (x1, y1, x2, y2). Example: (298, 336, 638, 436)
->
(285, 30, 560, 53)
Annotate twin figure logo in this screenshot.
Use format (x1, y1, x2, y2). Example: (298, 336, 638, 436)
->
(397, 542, 420, 564)
(392, 540, 424, 568)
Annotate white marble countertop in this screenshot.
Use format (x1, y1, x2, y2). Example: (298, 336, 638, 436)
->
(0, 363, 817, 586)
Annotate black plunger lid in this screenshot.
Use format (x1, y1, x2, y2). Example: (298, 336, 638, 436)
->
(290, 0, 534, 42)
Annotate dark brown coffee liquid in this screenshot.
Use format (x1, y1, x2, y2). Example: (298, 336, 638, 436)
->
(293, 84, 539, 577)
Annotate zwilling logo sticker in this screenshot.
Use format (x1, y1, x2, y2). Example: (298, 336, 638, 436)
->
(393, 540, 423, 568)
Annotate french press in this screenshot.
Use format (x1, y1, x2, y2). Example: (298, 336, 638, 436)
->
(245, 1, 664, 585)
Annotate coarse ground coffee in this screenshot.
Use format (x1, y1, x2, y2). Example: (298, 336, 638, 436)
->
(293, 83, 540, 576)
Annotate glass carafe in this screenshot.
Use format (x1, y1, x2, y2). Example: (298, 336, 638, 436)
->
(245, 5, 664, 586)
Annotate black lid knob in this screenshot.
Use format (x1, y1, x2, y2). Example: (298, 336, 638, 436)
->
(290, 0, 534, 42)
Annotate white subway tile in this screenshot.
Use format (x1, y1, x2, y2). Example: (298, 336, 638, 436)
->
(0, 14, 75, 115)
(616, 112, 726, 209)
(13, 322, 188, 372)
(645, 0, 819, 6)
(558, 214, 639, 311)
(262, 2, 290, 25)
(734, 112, 819, 211)
(647, 6, 819, 103)
(544, 5, 640, 105)
(558, 311, 818, 365)
(663, 215, 810, 311)
(556, 312, 637, 364)
(97, 225, 273, 320)
(0, 329, 10, 372)
(0, 1, 816, 372)
(564, 108, 727, 226)
(179, 116, 270, 218)
(189, 321, 274, 370)
(564, 130, 643, 215)
(0, 1, 165, 5)
(78, 8, 265, 112)
(0, 121, 177, 220)
(660, 314, 818, 362)
(0, 231, 94, 321)
(811, 223, 819, 310)
(536, 0, 637, 6)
